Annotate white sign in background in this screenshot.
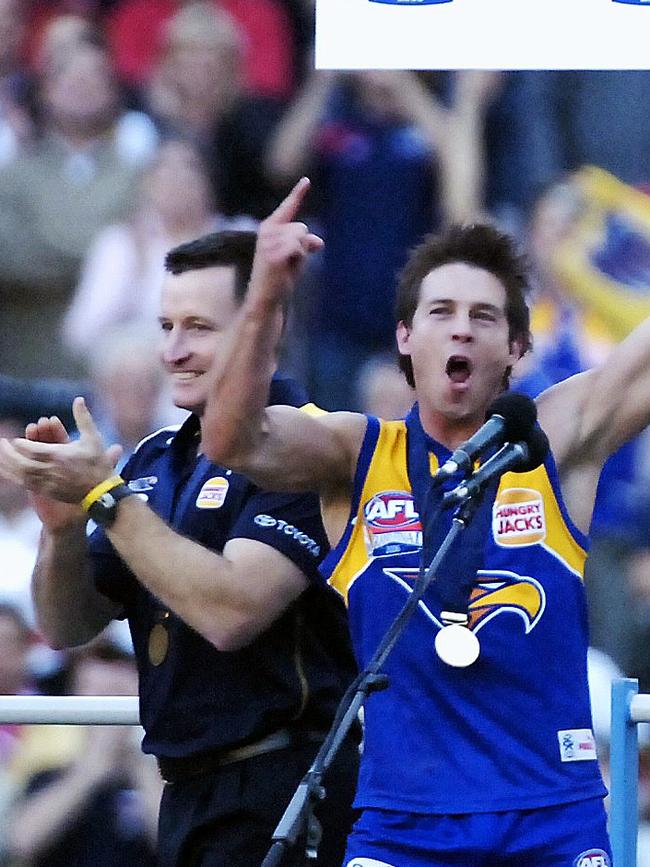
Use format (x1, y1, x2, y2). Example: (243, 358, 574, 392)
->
(316, 0, 650, 70)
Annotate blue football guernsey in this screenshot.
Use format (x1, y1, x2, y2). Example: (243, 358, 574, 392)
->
(321, 412, 606, 814)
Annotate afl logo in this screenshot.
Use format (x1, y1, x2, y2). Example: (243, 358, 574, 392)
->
(574, 850, 610, 867)
(196, 476, 229, 509)
(363, 491, 422, 556)
(493, 487, 546, 547)
(364, 491, 421, 530)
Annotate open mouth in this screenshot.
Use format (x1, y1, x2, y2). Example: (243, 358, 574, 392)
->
(445, 356, 472, 384)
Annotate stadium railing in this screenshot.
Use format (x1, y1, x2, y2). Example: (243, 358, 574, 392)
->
(611, 678, 650, 867)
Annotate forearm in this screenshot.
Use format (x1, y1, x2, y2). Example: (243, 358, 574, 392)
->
(105, 496, 260, 649)
(266, 72, 334, 181)
(397, 75, 449, 151)
(32, 523, 116, 649)
(203, 292, 284, 469)
(440, 71, 502, 224)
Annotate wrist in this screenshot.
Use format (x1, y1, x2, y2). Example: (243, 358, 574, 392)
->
(81, 476, 135, 528)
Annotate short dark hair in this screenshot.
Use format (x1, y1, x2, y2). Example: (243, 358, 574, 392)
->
(395, 223, 532, 387)
(165, 230, 257, 303)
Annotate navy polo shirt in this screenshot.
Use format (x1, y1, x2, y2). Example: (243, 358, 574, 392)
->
(89, 376, 356, 759)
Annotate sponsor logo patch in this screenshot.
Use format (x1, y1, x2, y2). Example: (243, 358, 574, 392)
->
(363, 490, 422, 556)
(558, 729, 597, 762)
(493, 487, 546, 547)
(196, 476, 229, 509)
(574, 849, 611, 867)
(253, 515, 320, 557)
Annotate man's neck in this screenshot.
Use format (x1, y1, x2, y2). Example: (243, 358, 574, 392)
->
(416, 400, 485, 452)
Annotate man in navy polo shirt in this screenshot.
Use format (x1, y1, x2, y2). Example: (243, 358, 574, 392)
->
(0, 232, 359, 866)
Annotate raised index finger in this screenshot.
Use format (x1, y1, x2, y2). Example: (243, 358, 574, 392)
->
(266, 177, 311, 225)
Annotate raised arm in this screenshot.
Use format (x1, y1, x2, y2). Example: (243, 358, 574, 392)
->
(537, 315, 650, 532)
(202, 178, 366, 497)
(266, 71, 339, 183)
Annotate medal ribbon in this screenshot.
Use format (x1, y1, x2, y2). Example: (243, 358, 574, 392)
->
(405, 404, 498, 616)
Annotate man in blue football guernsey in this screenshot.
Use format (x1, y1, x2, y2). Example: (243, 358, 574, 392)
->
(0, 231, 359, 866)
(201, 178, 650, 867)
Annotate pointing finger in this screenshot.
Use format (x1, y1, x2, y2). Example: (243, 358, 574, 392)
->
(266, 177, 311, 226)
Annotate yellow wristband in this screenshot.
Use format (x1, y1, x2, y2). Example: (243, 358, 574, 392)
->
(81, 475, 126, 512)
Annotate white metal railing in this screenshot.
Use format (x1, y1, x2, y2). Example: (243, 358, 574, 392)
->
(0, 695, 139, 725)
(0, 685, 647, 865)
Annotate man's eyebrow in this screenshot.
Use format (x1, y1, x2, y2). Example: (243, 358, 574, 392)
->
(472, 303, 504, 314)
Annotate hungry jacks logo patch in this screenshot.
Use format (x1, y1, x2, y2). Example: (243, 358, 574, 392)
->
(493, 487, 546, 547)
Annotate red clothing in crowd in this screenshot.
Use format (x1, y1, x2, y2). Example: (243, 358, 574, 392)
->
(106, 0, 295, 97)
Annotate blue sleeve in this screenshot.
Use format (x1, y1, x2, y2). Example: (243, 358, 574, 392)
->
(228, 489, 330, 583)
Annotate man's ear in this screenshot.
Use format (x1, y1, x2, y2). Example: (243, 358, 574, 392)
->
(508, 337, 524, 366)
(396, 320, 411, 357)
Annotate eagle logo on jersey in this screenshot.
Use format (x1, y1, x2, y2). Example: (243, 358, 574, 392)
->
(381, 567, 545, 636)
(468, 570, 545, 633)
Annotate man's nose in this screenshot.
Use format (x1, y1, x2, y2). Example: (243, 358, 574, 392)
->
(451, 311, 473, 342)
(163, 330, 190, 364)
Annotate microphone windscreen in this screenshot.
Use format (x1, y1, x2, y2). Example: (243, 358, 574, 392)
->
(519, 426, 550, 472)
(486, 392, 537, 442)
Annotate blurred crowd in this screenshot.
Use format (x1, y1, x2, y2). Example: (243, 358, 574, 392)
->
(2, 0, 650, 862)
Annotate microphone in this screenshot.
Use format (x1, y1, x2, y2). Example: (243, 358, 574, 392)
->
(432, 392, 538, 485)
(443, 426, 550, 507)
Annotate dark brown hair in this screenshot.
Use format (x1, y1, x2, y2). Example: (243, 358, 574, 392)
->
(395, 223, 532, 387)
(165, 230, 257, 303)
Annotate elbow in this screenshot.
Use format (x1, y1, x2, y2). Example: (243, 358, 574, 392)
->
(202, 614, 263, 654)
(34, 614, 98, 652)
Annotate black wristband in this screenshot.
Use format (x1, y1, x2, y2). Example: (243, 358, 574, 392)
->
(87, 483, 134, 527)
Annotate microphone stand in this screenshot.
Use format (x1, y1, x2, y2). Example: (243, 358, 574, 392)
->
(260, 492, 483, 867)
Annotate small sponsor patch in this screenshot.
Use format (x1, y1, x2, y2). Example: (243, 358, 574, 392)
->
(574, 849, 611, 867)
(253, 515, 321, 557)
(196, 476, 229, 509)
(128, 476, 157, 493)
(558, 729, 597, 762)
(493, 487, 546, 547)
(363, 490, 422, 556)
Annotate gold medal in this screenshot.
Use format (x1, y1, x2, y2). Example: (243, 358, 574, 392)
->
(148, 621, 169, 666)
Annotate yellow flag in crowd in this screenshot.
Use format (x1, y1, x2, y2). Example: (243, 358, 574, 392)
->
(553, 166, 650, 340)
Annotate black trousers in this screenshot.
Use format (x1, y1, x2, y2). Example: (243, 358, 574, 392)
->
(157, 739, 359, 867)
